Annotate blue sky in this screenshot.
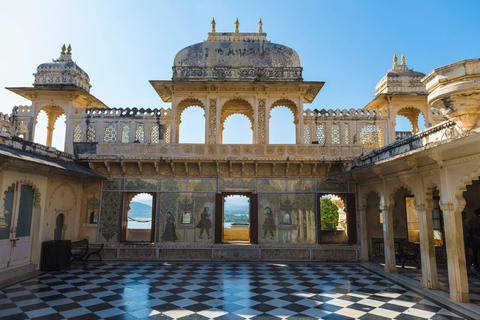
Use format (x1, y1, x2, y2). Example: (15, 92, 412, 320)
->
(1, 1, 479, 147)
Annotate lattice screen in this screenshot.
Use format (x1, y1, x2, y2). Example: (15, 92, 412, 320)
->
(360, 124, 384, 148)
(165, 126, 171, 143)
(104, 125, 116, 143)
(303, 125, 310, 144)
(86, 126, 96, 142)
(152, 125, 160, 143)
(121, 125, 129, 143)
(316, 124, 325, 144)
(135, 125, 144, 143)
(73, 125, 81, 142)
(331, 124, 340, 144)
(344, 124, 349, 144)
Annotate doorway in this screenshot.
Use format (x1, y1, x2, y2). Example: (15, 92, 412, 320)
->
(121, 193, 156, 243)
(0, 183, 36, 269)
(215, 192, 258, 244)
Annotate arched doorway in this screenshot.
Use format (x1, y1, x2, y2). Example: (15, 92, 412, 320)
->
(121, 193, 155, 242)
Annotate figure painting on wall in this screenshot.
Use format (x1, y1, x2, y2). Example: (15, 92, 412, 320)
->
(262, 206, 276, 239)
(196, 207, 213, 239)
(161, 211, 178, 242)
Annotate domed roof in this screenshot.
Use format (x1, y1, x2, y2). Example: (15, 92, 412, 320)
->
(375, 55, 427, 96)
(34, 45, 91, 92)
(172, 30, 302, 81)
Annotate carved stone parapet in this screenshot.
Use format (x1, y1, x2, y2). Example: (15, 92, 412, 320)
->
(423, 58, 480, 131)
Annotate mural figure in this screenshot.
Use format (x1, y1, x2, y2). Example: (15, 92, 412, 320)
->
(196, 207, 212, 239)
(161, 211, 178, 242)
(262, 206, 276, 239)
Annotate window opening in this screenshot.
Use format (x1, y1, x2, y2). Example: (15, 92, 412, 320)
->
(303, 124, 310, 144)
(86, 125, 96, 142)
(135, 125, 144, 143)
(73, 124, 82, 142)
(121, 125, 129, 143)
(151, 125, 159, 143)
(269, 106, 295, 144)
(125, 193, 153, 242)
(104, 125, 116, 143)
(316, 123, 325, 144)
(179, 106, 205, 143)
(331, 124, 340, 144)
(222, 114, 253, 144)
(319, 194, 348, 244)
(360, 124, 384, 148)
(223, 195, 250, 243)
(54, 214, 64, 240)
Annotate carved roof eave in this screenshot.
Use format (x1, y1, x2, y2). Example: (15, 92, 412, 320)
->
(149, 80, 325, 103)
(6, 86, 108, 109)
(85, 158, 350, 163)
(364, 93, 429, 110)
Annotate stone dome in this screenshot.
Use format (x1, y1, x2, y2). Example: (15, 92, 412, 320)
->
(172, 32, 302, 81)
(375, 55, 427, 96)
(34, 45, 91, 92)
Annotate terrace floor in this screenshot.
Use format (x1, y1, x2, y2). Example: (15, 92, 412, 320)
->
(0, 262, 476, 320)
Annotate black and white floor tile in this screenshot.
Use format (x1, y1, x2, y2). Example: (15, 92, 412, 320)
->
(0, 262, 473, 319)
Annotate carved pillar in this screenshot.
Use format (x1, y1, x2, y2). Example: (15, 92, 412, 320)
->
(46, 121, 54, 147)
(440, 203, 470, 302)
(416, 204, 439, 289)
(171, 97, 178, 143)
(381, 205, 397, 273)
(64, 101, 74, 153)
(257, 99, 266, 144)
(358, 205, 370, 261)
(297, 98, 304, 144)
(207, 98, 217, 144)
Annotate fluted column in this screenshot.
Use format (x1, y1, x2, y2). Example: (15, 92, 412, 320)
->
(381, 205, 397, 273)
(440, 203, 469, 302)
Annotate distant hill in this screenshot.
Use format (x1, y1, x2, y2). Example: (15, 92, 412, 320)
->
(129, 201, 152, 219)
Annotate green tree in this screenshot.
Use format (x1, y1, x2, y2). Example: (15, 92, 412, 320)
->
(320, 197, 339, 231)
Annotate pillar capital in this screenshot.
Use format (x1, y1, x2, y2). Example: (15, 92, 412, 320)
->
(380, 205, 394, 212)
(439, 203, 455, 212)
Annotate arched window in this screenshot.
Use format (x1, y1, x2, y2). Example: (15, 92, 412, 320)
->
(179, 106, 205, 143)
(331, 124, 340, 144)
(121, 125, 129, 143)
(86, 125, 96, 142)
(344, 123, 349, 144)
(135, 125, 144, 143)
(316, 123, 325, 144)
(54, 214, 64, 240)
(303, 124, 310, 144)
(73, 124, 82, 142)
(269, 105, 296, 144)
(223, 114, 253, 143)
(360, 124, 384, 148)
(151, 125, 160, 143)
(89, 211, 97, 224)
(104, 125, 116, 143)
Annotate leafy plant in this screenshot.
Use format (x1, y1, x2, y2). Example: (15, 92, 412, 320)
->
(320, 197, 339, 231)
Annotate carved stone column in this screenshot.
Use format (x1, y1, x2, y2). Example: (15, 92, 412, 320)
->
(381, 205, 397, 273)
(358, 206, 370, 261)
(415, 204, 439, 289)
(257, 99, 266, 144)
(440, 203, 470, 302)
(207, 99, 217, 144)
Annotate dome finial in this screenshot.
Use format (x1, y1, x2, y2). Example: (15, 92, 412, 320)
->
(61, 44, 66, 54)
(258, 18, 263, 33)
(235, 18, 239, 33)
(67, 44, 72, 55)
(401, 54, 405, 65)
(211, 18, 216, 33)
(393, 54, 398, 64)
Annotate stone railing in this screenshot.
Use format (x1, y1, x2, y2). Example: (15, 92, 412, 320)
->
(0, 112, 12, 132)
(12, 105, 31, 116)
(303, 108, 388, 119)
(354, 120, 459, 167)
(172, 66, 303, 81)
(77, 143, 363, 161)
(395, 131, 412, 140)
(84, 107, 170, 118)
(0, 131, 74, 161)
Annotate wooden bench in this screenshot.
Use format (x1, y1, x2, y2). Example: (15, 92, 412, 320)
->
(70, 239, 89, 268)
(70, 239, 104, 268)
(397, 240, 420, 269)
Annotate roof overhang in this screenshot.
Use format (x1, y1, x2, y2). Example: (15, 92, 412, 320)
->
(6, 86, 108, 109)
(149, 80, 325, 103)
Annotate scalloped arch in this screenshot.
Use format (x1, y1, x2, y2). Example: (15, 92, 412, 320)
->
(48, 182, 77, 208)
(176, 98, 205, 122)
(270, 99, 298, 123)
(17, 179, 42, 207)
(454, 167, 480, 210)
(387, 180, 415, 205)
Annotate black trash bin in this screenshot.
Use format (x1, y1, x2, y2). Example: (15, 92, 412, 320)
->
(40, 240, 71, 271)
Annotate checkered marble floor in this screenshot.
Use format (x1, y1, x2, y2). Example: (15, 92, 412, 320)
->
(0, 262, 473, 320)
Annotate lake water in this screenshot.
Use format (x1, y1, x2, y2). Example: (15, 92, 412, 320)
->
(127, 220, 246, 230)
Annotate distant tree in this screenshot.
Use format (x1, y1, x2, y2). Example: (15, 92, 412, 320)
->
(320, 197, 339, 231)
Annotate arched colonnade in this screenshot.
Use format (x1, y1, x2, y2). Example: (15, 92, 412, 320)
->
(172, 97, 301, 144)
(358, 165, 480, 303)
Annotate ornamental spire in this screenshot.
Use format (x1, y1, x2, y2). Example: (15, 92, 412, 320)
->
(401, 54, 405, 65)
(61, 44, 66, 54)
(258, 18, 263, 33)
(235, 18, 239, 33)
(211, 18, 216, 33)
(67, 44, 72, 55)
